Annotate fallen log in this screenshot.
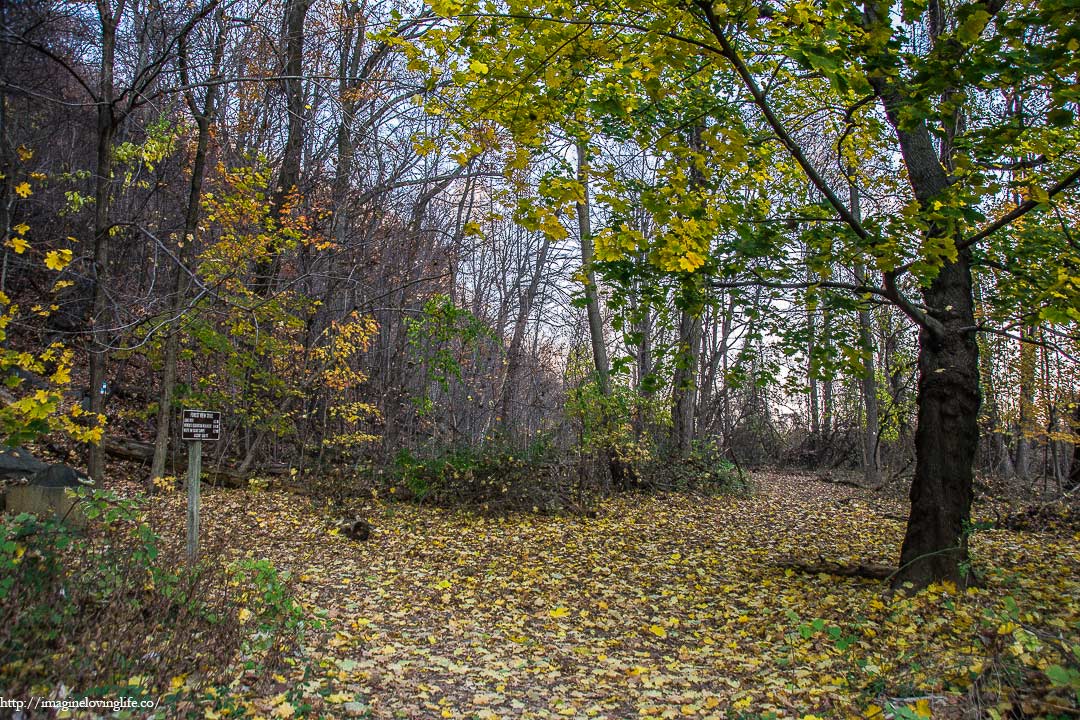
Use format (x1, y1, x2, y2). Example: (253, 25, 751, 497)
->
(776, 556, 895, 581)
(101, 436, 287, 488)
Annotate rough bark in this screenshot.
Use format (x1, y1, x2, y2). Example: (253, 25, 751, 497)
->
(864, 0, 982, 588)
(897, 250, 981, 587)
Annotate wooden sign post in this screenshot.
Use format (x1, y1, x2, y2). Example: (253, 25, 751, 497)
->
(181, 409, 221, 562)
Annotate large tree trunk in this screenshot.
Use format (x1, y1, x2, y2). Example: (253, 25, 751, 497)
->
(864, 0, 982, 588)
(896, 251, 981, 587)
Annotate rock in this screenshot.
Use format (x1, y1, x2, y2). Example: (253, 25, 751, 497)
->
(338, 518, 372, 541)
(0, 446, 48, 480)
(30, 463, 91, 488)
(6, 464, 92, 528)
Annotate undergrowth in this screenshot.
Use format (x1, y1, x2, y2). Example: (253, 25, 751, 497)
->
(0, 487, 318, 717)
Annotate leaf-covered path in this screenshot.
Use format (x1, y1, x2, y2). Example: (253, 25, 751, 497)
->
(147, 472, 1080, 718)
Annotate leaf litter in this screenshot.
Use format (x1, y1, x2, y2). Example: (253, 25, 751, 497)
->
(141, 471, 1080, 719)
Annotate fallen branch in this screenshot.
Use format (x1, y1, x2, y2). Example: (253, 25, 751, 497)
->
(101, 436, 288, 487)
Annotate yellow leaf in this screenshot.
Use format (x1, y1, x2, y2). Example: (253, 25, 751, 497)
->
(325, 693, 352, 704)
(13, 223, 29, 236)
(272, 701, 295, 718)
(17, 145, 33, 161)
(14, 182, 31, 198)
(169, 675, 187, 691)
(648, 624, 667, 638)
(469, 59, 489, 75)
(44, 249, 72, 271)
(238, 608, 253, 624)
(50, 365, 71, 385)
(549, 606, 570, 618)
(6, 236, 28, 254)
(912, 699, 932, 718)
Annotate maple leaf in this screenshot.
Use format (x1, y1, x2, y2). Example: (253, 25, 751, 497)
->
(271, 701, 295, 718)
(44, 249, 72, 271)
(14, 182, 31, 198)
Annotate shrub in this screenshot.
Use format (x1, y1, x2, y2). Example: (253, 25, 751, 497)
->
(387, 439, 597, 514)
(639, 438, 748, 494)
(0, 488, 313, 712)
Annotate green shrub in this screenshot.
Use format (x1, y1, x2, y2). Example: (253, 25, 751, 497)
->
(387, 439, 596, 514)
(639, 438, 748, 494)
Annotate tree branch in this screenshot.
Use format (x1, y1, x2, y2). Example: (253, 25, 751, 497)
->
(960, 165, 1080, 250)
(695, 0, 871, 243)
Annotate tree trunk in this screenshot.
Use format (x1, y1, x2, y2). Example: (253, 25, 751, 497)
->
(1014, 325, 1037, 479)
(895, 251, 981, 587)
(87, 2, 121, 483)
(576, 142, 611, 400)
(0, 0, 10, 299)
(150, 13, 226, 485)
(864, 0, 982, 587)
(496, 235, 552, 435)
(806, 260, 821, 448)
(629, 272, 653, 439)
(1067, 398, 1080, 492)
(252, 0, 309, 296)
(850, 179, 881, 486)
(576, 141, 626, 487)
(671, 305, 701, 457)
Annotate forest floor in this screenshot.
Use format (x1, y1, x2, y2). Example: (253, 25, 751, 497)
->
(138, 471, 1080, 719)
